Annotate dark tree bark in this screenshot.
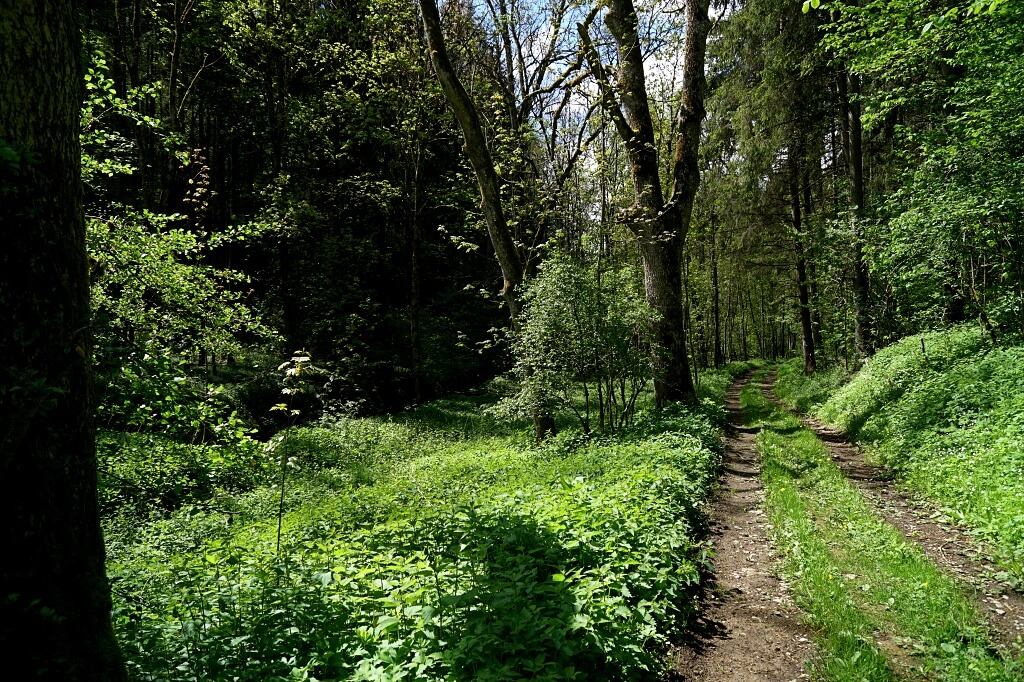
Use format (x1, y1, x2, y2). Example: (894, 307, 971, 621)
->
(790, 152, 817, 374)
(710, 214, 724, 368)
(418, 0, 525, 324)
(0, 1, 127, 679)
(580, 0, 709, 405)
(838, 62, 873, 357)
(804, 167, 825, 354)
(418, 0, 556, 438)
(408, 146, 423, 403)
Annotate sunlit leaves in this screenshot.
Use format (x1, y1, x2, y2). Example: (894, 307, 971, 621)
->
(108, 392, 725, 680)
(801, 0, 822, 15)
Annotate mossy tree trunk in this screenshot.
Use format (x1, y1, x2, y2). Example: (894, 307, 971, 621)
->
(0, 1, 127, 679)
(580, 0, 709, 405)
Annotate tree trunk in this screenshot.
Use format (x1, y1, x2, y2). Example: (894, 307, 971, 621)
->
(711, 214, 724, 367)
(804, 167, 825, 354)
(838, 62, 872, 357)
(791, 152, 816, 374)
(419, 0, 524, 323)
(419, 0, 555, 437)
(640, 233, 694, 403)
(409, 149, 423, 403)
(0, 2, 127, 678)
(580, 0, 709, 405)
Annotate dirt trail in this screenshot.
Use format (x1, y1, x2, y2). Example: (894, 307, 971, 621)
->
(668, 375, 815, 681)
(765, 376, 1024, 653)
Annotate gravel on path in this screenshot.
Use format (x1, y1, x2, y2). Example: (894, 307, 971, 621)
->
(667, 375, 816, 681)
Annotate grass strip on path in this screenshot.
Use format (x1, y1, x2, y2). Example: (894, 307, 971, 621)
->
(742, 371, 1022, 681)
(774, 327, 1024, 586)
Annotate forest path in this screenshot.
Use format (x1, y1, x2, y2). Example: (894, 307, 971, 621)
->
(667, 374, 815, 681)
(765, 377, 1024, 653)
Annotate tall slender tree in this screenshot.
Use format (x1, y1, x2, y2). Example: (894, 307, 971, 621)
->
(419, 0, 526, 324)
(419, 0, 568, 437)
(837, 62, 873, 356)
(0, 1, 127, 678)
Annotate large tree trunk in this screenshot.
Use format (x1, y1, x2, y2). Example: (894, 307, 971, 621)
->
(580, 0, 708, 405)
(640, 230, 695, 403)
(0, 1, 127, 679)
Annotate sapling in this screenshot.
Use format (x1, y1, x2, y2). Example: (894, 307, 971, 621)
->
(270, 351, 320, 557)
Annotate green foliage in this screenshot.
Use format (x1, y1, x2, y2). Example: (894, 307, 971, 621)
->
(744, 376, 1021, 680)
(825, 0, 1024, 339)
(80, 42, 166, 186)
(779, 326, 1024, 584)
(107, 395, 722, 681)
(88, 206, 273, 362)
(80, 40, 279, 524)
(498, 255, 654, 432)
(82, 41, 274, 373)
(99, 351, 252, 443)
(96, 351, 265, 516)
(693, 360, 762, 407)
(774, 357, 850, 414)
(98, 432, 265, 516)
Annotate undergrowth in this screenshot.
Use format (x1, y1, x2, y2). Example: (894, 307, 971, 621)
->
(743, 373, 1022, 680)
(104, 364, 751, 681)
(773, 326, 1024, 585)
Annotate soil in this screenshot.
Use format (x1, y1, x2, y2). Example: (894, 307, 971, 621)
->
(667, 374, 816, 681)
(766, 376, 1024, 654)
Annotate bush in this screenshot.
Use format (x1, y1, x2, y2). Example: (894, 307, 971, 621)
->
(497, 255, 654, 433)
(98, 432, 266, 516)
(773, 357, 848, 413)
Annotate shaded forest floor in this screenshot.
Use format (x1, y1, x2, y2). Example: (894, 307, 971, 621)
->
(103, 365, 754, 681)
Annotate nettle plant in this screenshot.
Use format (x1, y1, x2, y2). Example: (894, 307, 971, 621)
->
(96, 350, 265, 515)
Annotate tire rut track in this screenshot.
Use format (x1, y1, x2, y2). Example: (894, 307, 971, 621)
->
(765, 373, 1024, 654)
(667, 374, 815, 681)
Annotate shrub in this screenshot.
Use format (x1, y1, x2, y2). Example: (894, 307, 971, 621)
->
(497, 255, 654, 433)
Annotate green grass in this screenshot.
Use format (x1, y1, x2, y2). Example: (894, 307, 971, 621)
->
(773, 326, 1024, 585)
(104, 370, 744, 681)
(773, 358, 850, 414)
(744, 373, 1022, 680)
